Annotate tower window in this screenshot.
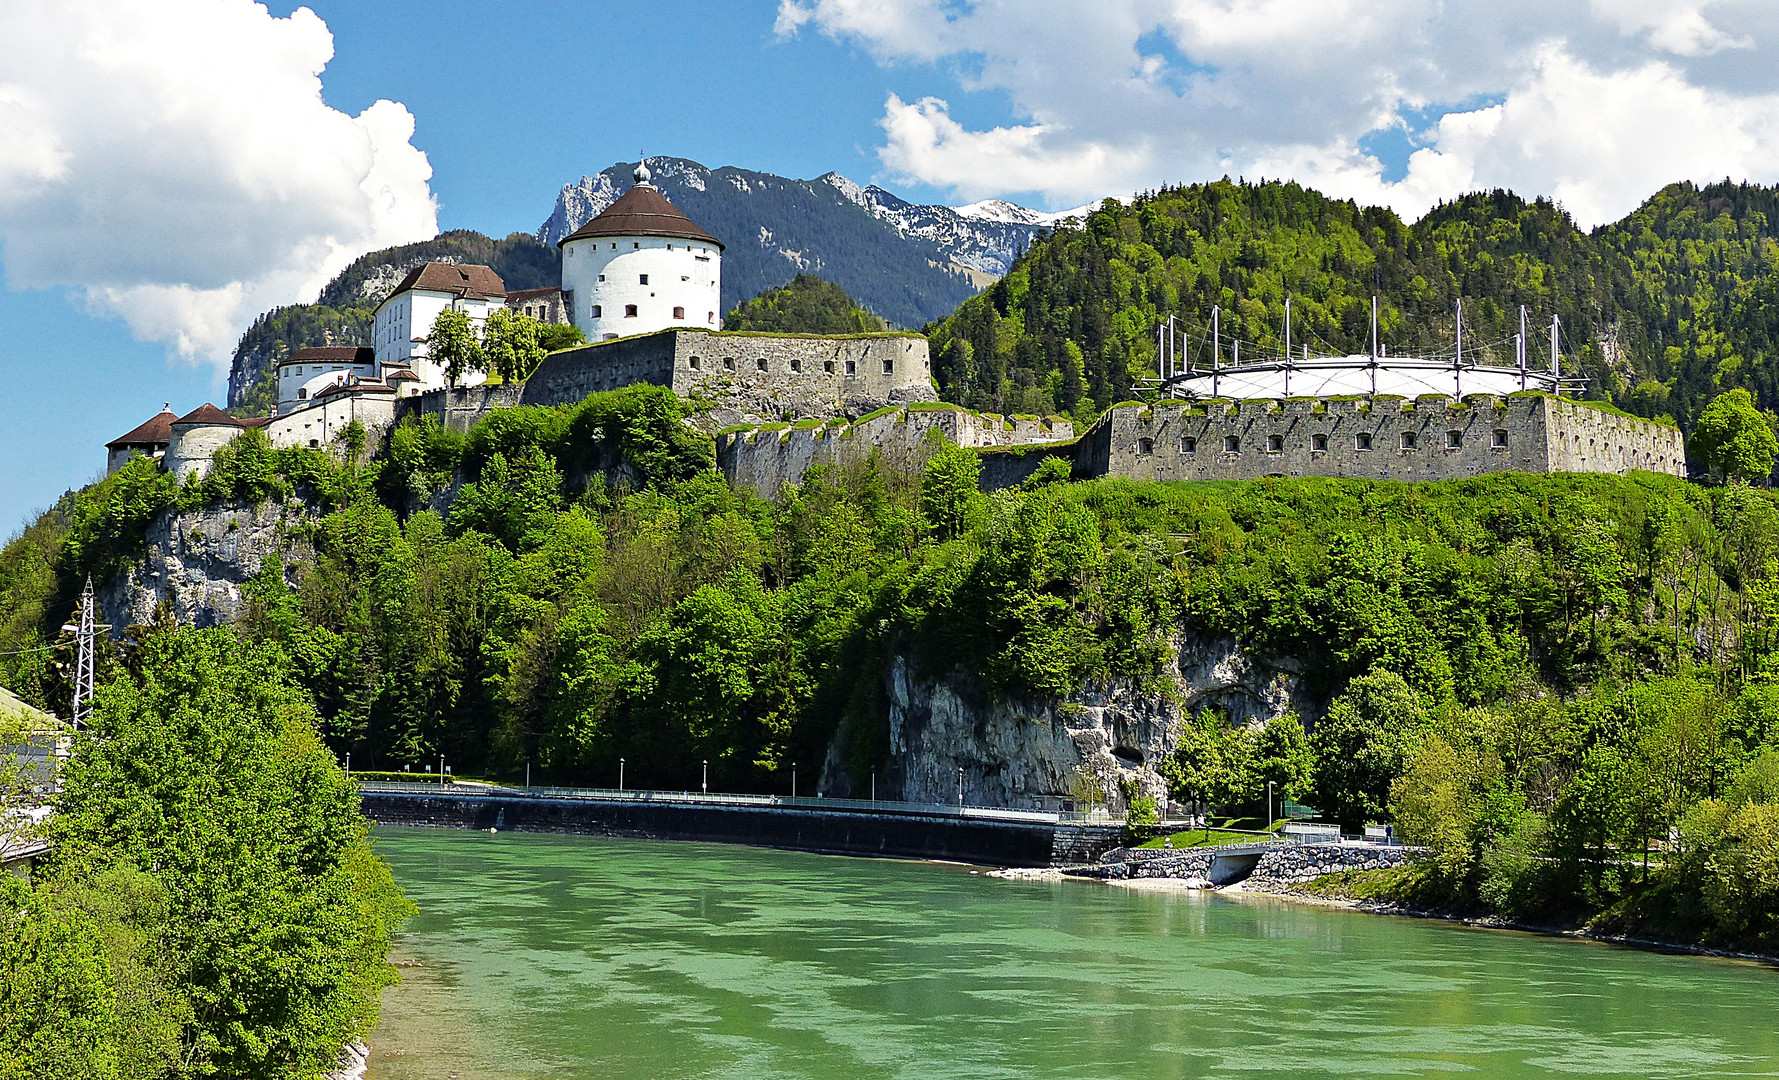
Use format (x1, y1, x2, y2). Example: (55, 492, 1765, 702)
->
(790, 357, 802, 372)
(756, 357, 768, 371)
(1267, 434, 1283, 453)
(633, 242, 640, 249)
(624, 305, 637, 318)
(598, 275, 605, 282)
(824, 360, 835, 374)
(1447, 430, 1463, 449)
(297, 388, 307, 400)
(1224, 435, 1240, 453)
(673, 306, 685, 319)
(845, 360, 857, 375)
(1311, 433, 1327, 452)
(639, 274, 649, 285)
(1137, 438, 1154, 455)
(1400, 431, 1417, 450)
(1181, 436, 1197, 453)
(882, 358, 895, 374)
(591, 305, 602, 318)
(689, 356, 701, 370)
(1356, 432, 1373, 451)
(724, 356, 736, 370)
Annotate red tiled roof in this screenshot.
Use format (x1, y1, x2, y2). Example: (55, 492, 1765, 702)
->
(506, 287, 562, 304)
(173, 403, 244, 428)
(314, 381, 393, 400)
(381, 368, 421, 382)
(282, 346, 375, 368)
(559, 184, 723, 249)
(382, 263, 507, 308)
(240, 417, 271, 428)
(105, 407, 177, 449)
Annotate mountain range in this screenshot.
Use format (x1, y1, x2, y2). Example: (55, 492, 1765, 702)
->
(226, 159, 1082, 409)
(535, 157, 1090, 321)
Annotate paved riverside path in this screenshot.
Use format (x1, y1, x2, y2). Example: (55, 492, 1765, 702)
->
(357, 781, 1126, 867)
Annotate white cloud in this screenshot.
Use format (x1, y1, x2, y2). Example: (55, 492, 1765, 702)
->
(0, 0, 437, 369)
(778, 0, 1779, 227)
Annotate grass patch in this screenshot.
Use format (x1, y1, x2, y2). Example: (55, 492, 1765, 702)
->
(1137, 829, 1258, 848)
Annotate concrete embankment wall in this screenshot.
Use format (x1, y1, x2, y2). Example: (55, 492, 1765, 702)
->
(361, 790, 1122, 868)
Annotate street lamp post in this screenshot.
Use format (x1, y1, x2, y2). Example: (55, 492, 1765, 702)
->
(792, 763, 797, 800)
(870, 771, 875, 802)
(702, 759, 708, 794)
(439, 754, 445, 787)
(957, 766, 964, 808)
(526, 758, 531, 789)
(345, 751, 350, 776)
(1268, 781, 1276, 834)
(619, 758, 625, 791)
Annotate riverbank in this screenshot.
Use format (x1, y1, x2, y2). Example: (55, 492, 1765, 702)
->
(1002, 841, 1779, 967)
(1238, 878, 1779, 968)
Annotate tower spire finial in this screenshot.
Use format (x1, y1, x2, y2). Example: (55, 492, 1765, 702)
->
(634, 153, 653, 188)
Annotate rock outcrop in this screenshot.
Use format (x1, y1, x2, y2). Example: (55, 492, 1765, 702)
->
(840, 633, 1310, 811)
(98, 501, 312, 633)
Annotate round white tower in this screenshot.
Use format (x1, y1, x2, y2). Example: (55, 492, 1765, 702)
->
(559, 162, 724, 342)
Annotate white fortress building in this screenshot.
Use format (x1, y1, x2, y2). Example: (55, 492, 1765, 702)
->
(370, 263, 507, 389)
(559, 161, 723, 341)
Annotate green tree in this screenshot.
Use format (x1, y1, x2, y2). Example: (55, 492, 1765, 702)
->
(425, 307, 484, 386)
(44, 629, 413, 1080)
(1253, 713, 1315, 803)
(920, 442, 982, 541)
(1689, 389, 1779, 484)
(480, 307, 548, 384)
(1312, 667, 1427, 828)
(537, 322, 585, 353)
(1161, 711, 1258, 815)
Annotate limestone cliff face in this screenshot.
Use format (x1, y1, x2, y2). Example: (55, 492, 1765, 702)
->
(834, 634, 1307, 811)
(97, 501, 311, 633)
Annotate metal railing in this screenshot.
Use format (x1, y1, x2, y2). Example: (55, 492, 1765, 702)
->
(355, 779, 1088, 825)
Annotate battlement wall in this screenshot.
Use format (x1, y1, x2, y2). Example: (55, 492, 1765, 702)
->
(1078, 394, 1684, 485)
(521, 329, 937, 425)
(719, 406, 1076, 496)
(397, 384, 526, 433)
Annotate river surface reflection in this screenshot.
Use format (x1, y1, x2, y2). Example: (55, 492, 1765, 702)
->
(366, 826, 1778, 1079)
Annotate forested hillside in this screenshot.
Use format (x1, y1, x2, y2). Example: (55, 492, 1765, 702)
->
(6, 382, 1779, 942)
(723, 274, 888, 333)
(929, 179, 1779, 431)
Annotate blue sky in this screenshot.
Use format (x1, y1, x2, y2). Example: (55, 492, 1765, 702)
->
(4, 0, 1777, 534)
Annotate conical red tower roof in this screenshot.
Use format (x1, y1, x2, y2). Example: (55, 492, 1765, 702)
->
(558, 183, 722, 250)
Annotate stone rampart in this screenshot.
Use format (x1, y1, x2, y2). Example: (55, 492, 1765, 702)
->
(397, 383, 526, 433)
(718, 405, 1076, 497)
(993, 393, 1684, 490)
(521, 329, 939, 426)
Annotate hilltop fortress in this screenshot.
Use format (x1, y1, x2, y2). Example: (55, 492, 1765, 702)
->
(103, 162, 1686, 490)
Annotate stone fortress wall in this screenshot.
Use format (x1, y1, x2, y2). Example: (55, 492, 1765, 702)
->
(516, 328, 938, 425)
(977, 393, 1686, 490)
(718, 405, 1076, 495)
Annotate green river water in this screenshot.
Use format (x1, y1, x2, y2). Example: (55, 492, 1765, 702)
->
(366, 826, 1778, 1079)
